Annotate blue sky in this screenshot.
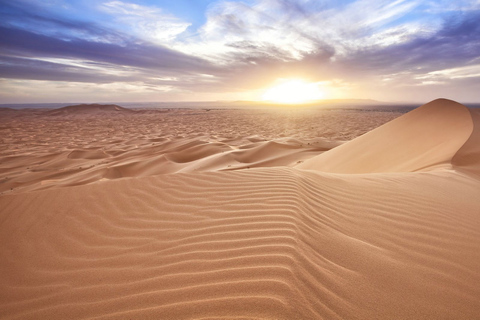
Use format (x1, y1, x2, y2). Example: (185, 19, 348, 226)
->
(1, 0, 479, 103)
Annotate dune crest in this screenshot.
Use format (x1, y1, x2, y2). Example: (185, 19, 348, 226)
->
(298, 98, 477, 174)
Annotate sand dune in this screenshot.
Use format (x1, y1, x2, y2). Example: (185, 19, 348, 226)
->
(46, 104, 135, 116)
(1, 107, 391, 194)
(1, 99, 479, 319)
(298, 99, 477, 174)
(67, 148, 110, 160)
(0, 107, 16, 112)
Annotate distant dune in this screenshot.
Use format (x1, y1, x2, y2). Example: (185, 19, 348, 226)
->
(0, 107, 16, 112)
(46, 103, 134, 115)
(0, 99, 479, 319)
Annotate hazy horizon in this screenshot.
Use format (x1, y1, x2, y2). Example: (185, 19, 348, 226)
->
(0, 98, 425, 109)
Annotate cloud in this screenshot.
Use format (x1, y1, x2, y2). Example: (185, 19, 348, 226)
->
(164, 0, 433, 90)
(175, 0, 428, 62)
(0, 0, 127, 44)
(100, 1, 191, 43)
(421, 0, 480, 13)
(0, 56, 130, 83)
(417, 64, 480, 82)
(0, 79, 182, 104)
(188, 0, 324, 61)
(0, 0, 230, 96)
(0, 23, 218, 79)
(339, 9, 480, 75)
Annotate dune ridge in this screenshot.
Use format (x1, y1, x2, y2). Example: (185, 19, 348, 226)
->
(298, 98, 477, 174)
(1, 99, 480, 319)
(452, 108, 480, 175)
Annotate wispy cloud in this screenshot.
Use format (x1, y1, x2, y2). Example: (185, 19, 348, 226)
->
(0, 0, 222, 94)
(100, 1, 191, 43)
(0, 25, 215, 71)
(176, 0, 426, 62)
(339, 9, 480, 74)
(418, 64, 480, 81)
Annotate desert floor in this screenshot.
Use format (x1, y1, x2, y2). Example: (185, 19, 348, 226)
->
(1, 99, 479, 319)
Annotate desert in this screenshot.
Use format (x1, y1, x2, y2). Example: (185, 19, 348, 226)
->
(2, 0, 480, 318)
(1, 98, 479, 319)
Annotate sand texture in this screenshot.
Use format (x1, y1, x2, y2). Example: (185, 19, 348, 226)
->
(1, 99, 479, 319)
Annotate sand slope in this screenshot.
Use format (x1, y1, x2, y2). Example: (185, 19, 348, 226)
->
(452, 108, 480, 175)
(298, 99, 476, 173)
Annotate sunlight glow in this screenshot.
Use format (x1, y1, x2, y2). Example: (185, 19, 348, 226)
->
(261, 79, 325, 104)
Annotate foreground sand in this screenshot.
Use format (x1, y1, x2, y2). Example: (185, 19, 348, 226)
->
(1, 99, 479, 319)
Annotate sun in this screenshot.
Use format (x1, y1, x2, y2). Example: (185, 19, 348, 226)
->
(261, 79, 324, 104)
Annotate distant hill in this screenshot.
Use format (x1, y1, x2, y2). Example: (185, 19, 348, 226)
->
(0, 107, 16, 112)
(46, 104, 135, 115)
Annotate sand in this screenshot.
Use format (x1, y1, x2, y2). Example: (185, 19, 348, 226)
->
(0, 105, 400, 194)
(0, 99, 479, 319)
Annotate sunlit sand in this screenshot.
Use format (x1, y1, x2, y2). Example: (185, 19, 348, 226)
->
(1, 99, 479, 319)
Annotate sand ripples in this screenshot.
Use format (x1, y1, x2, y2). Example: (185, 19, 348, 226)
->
(1, 167, 479, 319)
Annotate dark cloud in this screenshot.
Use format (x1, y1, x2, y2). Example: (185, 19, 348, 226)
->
(0, 0, 123, 42)
(0, 26, 214, 72)
(0, 0, 218, 84)
(440, 10, 480, 38)
(339, 10, 480, 75)
(0, 55, 131, 83)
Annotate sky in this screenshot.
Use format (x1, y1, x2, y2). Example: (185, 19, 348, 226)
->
(1, 0, 480, 103)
